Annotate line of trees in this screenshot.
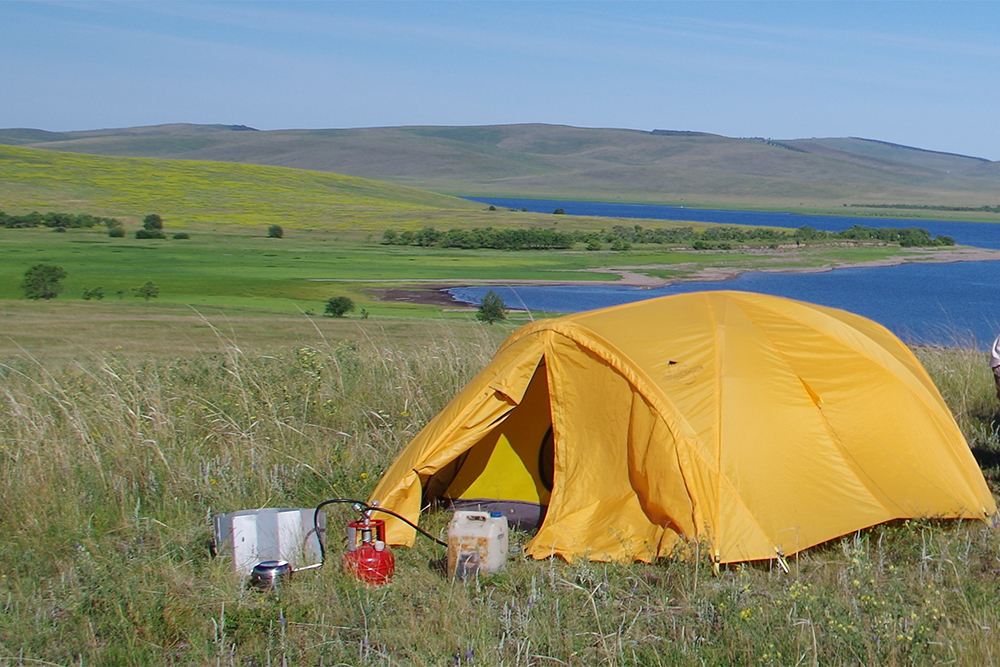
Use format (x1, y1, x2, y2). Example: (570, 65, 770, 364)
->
(0, 210, 195, 241)
(382, 227, 575, 250)
(793, 225, 954, 247)
(381, 223, 954, 251)
(607, 223, 953, 247)
(0, 210, 121, 229)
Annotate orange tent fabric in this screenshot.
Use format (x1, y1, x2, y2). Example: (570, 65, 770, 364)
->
(371, 291, 995, 564)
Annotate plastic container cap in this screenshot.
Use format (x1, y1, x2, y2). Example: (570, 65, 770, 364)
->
(374, 540, 385, 552)
(490, 512, 504, 518)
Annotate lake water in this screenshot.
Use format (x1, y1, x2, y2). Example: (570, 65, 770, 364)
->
(455, 198, 1000, 348)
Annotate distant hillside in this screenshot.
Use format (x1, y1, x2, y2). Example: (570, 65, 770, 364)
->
(0, 144, 480, 228)
(2, 123, 999, 210)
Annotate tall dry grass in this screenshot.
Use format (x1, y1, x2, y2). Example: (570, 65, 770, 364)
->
(1, 325, 999, 665)
(914, 341, 1000, 492)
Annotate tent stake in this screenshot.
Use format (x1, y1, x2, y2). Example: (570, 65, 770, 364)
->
(775, 550, 789, 574)
(693, 541, 699, 595)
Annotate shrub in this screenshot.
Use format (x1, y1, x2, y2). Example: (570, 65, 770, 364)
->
(267, 225, 284, 238)
(476, 290, 507, 324)
(324, 296, 355, 318)
(108, 227, 125, 238)
(21, 264, 67, 300)
(135, 229, 166, 239)
(172, 233, 190, 240)
(81, 286, 105, 301)
(54, 226, 66, 233)
(132, 281, 159, 301)
(142, 213, 163, 231)
(553, 208, 566, 215)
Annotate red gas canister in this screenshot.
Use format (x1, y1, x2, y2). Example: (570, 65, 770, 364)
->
(342, 518, 395, 585)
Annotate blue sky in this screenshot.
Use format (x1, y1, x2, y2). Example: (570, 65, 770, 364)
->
(2, 1, 999, 159)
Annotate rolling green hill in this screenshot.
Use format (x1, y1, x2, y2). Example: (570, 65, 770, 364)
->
(0, 144, 480, 229)
(3, 123, 999, 211)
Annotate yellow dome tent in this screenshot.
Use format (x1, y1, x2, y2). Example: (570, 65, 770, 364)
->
(371, 291, 995, 564)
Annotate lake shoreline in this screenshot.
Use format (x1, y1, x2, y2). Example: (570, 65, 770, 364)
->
(371, 245, 1000, 308)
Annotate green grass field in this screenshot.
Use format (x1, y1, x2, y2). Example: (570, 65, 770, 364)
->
(0, 223, 928, 321)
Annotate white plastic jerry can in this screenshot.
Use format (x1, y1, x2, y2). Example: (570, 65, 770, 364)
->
(447, 511, 509, 579)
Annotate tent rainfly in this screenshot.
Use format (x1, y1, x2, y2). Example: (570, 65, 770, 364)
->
(370, 291, 995, 564)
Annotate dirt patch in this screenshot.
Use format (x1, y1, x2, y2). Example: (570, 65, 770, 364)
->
(371, 287, 465, 307)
